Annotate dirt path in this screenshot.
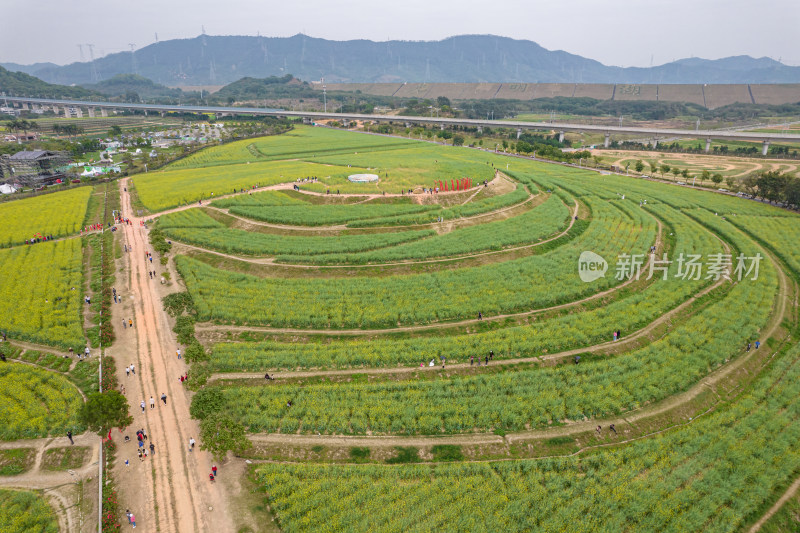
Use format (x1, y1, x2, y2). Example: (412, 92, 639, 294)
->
(178, 198, 576, 270)
(749, 474, 800, 532)
(0, 432, 99, 532)
(209, 268, 726, 382)
(147, 174, 492, 221)
(245, 242, 792, 453)
(195, 213, 657, 336)
(158, 174, 536, 238)
(112, 178, 235, 533)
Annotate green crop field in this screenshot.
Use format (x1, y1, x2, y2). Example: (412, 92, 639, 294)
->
(0, 187, 92, 247)
(160, 125, 800, 531)
(7, 121, 800, 531)
(0, 489, 58, 532)
(0, 239, 85, 349)
(0, 364, 83, 440)
(254, 339, 800, 532)
(158, 209, 436, 256)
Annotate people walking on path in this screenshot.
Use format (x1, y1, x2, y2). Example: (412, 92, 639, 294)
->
(140, 400, 145, 413)
(161, 393, 167, 405)
(126, 366, 130, 378)
(130, 363, 135, 375)
(66, 430, 73, 445)
(150, 396, 155, 409)
(149, 443, 155, 455)
(189, 437, 195, 452)
(176, 349, 181, 359)
(212, 465, 217, 477)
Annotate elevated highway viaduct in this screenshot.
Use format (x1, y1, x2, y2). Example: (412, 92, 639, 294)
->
(6, 96, 800, 155)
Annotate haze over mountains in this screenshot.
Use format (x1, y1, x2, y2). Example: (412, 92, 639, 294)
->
(3, 35, 799, 88)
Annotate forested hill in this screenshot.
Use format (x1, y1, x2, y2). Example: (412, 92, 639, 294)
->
(0, 66, 100, 99)
(7, 34, 800, 87)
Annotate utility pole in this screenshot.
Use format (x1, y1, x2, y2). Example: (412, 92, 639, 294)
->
(77, 44, 84, 61)
(322, 78, 327, 113)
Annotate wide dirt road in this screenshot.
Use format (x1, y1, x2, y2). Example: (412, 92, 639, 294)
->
(114, 178, 234, 532)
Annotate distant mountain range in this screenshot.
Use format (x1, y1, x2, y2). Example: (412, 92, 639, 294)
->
(3, 34, 799, 87)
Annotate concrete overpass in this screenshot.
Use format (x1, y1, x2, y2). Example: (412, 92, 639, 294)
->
(6, 96, 800, 155)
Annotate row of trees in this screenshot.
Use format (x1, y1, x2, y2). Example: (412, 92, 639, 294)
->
(611, 140, 800, 159)
(740, 171, 800, 207)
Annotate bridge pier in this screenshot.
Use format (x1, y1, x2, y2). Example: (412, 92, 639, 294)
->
(652, 138, 658, 148)
(762, 141, 770, 156)
(100, 108, 108, 117)
(302, 117, 311, 125)
(705, 138, 712, 153)
(440, 124, 445, 131)
(87, 107, 95, 118)
(477, 126, 483, 134)
(558, 131, 565, 143)
(343, 119, 349, 127)
(516, 128, 522, 140)
(604, 133, 611, 148)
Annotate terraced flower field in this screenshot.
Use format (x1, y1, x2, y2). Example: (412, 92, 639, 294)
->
(7, 122, 796, 531)
(156, 125, 800, 531)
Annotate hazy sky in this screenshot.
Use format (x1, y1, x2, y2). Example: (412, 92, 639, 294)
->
(3, 0, 799, 67)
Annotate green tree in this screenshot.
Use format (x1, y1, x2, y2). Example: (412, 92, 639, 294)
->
(650, 161, 658, 174)
(437, 130, 452, 141)
(712, 173, 723, 185)
(681, 169, 690, 179)
(701, 170, 711, 183)
(517, 141, 533, 154)
(634, 160, 645, 172)
(452, 134, 465, 147)
(199, 414, 252, 460)
(78, 391, 133, 435)
(741, 174, 759, 197)
(785, 178, 800, 208)
(501, 140, 508, 150)
(108, 125, 123, 137)
(671, 167, 681, 178)
(660, 164, 670, 178)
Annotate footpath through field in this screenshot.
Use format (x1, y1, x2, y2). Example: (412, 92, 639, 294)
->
(113, 178, 234, 532)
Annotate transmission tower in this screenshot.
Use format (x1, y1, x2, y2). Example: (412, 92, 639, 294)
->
(129, 44, 138, 75)
(86, 44, 99, 82)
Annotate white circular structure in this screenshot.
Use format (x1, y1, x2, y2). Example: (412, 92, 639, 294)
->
(347, 173, 380, 183)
